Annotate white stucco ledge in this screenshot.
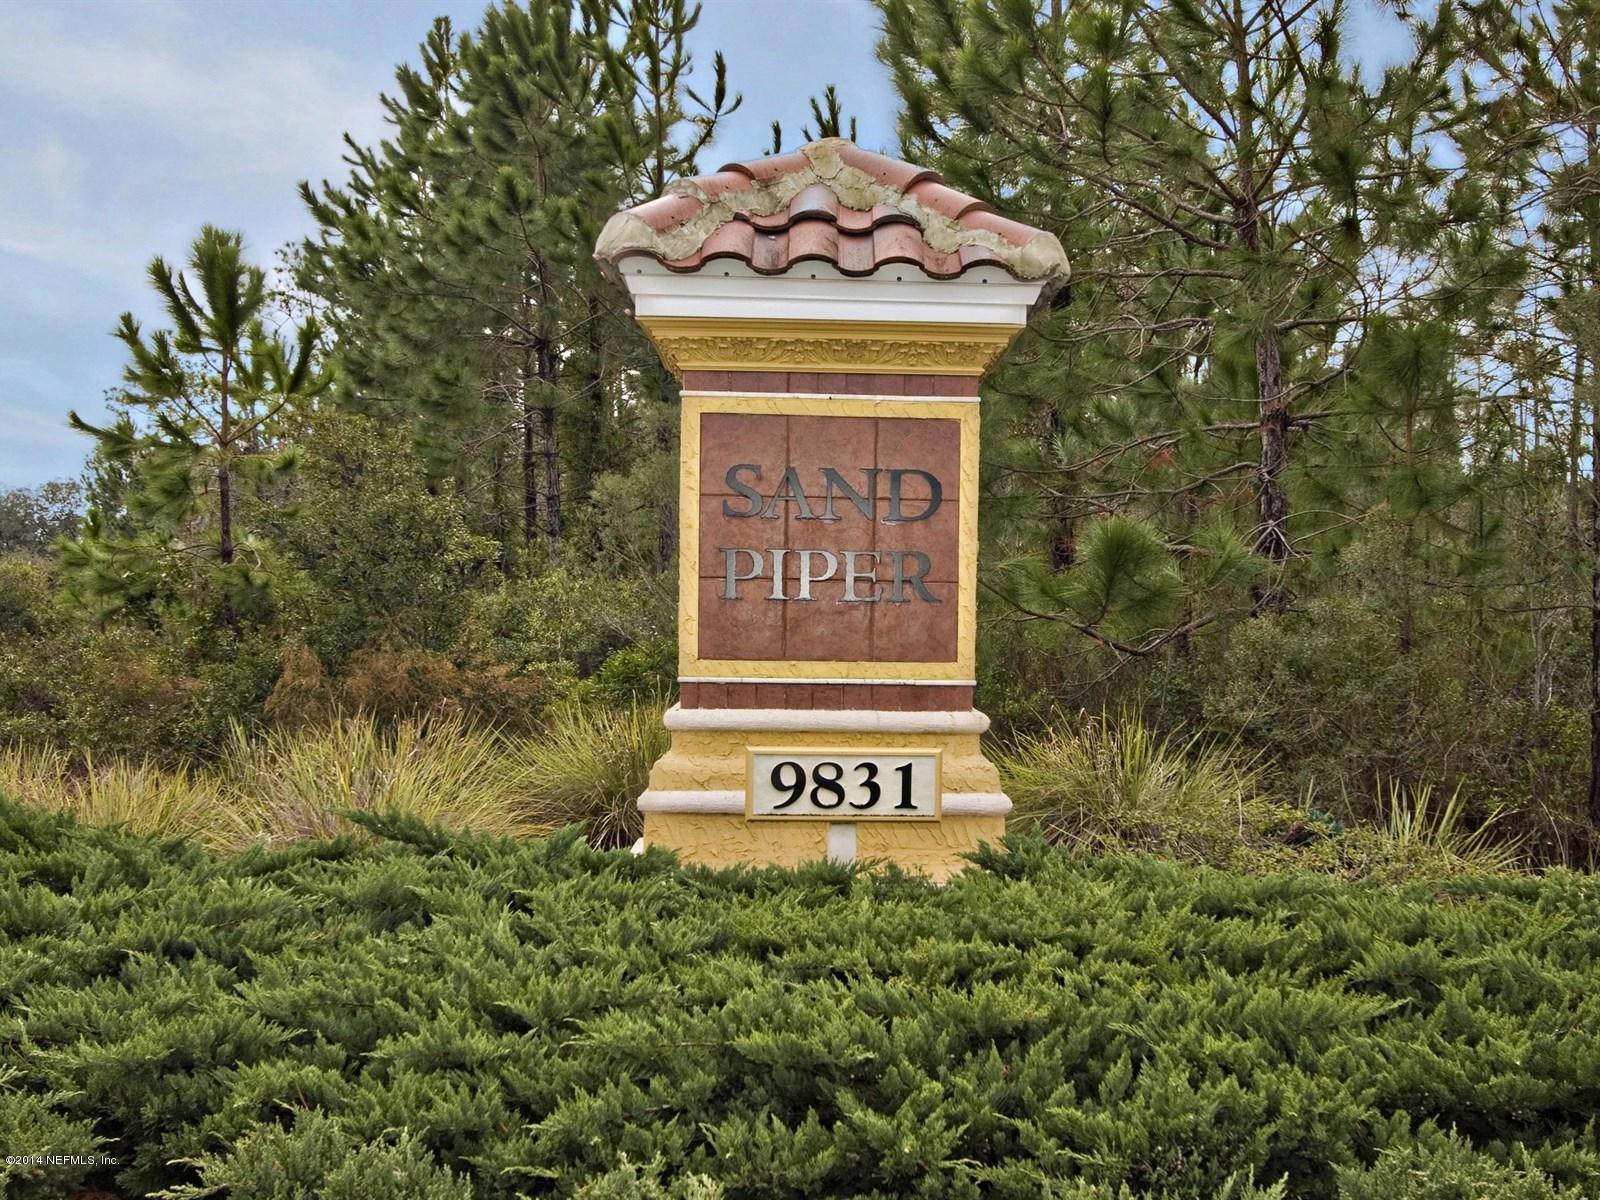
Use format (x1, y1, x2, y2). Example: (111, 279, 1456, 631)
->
(660, 704, 991, 736)
(636, 789, 1012, 817)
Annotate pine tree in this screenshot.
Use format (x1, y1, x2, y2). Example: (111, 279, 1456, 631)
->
(1452, 0, 1600, 821)
(297, 0, 736, 568)
(60, 227, 325, 620)
(879, 0, 1465, 622)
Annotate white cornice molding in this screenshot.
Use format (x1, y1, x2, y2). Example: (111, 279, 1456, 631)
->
(661, 704, 991, 735)
(617, 257, 1045, 327)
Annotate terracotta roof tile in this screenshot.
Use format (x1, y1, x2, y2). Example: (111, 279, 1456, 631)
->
(786, 219, 840, 269)
(595, 137, 1069, 283)
(906, 179, 990, 221)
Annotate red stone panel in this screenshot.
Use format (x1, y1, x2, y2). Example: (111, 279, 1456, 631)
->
(695, 410, 963, 669)
(874, 497, 958, 584)
(871, 580, 959, 663)
(700, 413, 786, 496)
(782, 579, 872, 661)
(876, 418, 960, 497)
(697, 578, 784, 660)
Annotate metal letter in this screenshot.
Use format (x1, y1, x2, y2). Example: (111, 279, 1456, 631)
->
(722, 464, 764, 517)
(888, 551, 938, 603)
(722, 548, 764, 599)
(762, 466, 817, 520)
(842, 550, 881, 602)
(796, 549, 838, 601)
(885, 470, 943, 523)
(819, 467, 877, 521)
(769, 549, 789, 600)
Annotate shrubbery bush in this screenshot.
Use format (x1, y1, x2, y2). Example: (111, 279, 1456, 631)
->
(2, 801, 1596, 1198)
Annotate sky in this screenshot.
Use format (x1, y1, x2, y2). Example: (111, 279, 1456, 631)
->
(0, 0, 899, 487)
(0, 0, 1407, 489)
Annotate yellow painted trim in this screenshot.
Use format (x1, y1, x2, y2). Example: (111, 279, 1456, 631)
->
(640, 316, 1020, 376)
(679, 393, 979, 681)
(744, 746, 943, 822)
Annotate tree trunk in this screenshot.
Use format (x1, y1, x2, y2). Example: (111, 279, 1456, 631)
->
(218, 357, 234, 567)
(521, 385, 539, 546)
(533, 326, 561, 541)
(1589, 348, 1600, 825)
(570, 296, 605, 506)
(1569, 349, 1585, 546)
(1230, 36, 1291, 615)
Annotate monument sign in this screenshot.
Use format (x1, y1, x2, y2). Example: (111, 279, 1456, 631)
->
(597, 139, 1068, 878)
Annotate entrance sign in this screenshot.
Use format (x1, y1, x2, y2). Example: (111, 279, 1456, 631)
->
(596, 138, 1068, 878)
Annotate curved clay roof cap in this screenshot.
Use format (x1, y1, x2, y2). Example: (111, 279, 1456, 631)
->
(595, 138, 1069, 283)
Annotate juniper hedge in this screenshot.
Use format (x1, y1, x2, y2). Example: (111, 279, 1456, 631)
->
(2, 799, 1598, 1198)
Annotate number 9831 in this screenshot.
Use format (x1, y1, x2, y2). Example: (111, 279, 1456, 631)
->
(747, 749, 940, 820)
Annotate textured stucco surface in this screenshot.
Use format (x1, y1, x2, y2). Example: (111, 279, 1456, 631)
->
(644, 810, 1006, 881)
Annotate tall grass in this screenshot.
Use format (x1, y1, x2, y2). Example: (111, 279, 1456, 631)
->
(0, 704, 669, 852)
(0, 744, 227, 850)
(505, 701, 669, 849)
(217, 713, 546, 847)
(996, 710, 1270, 863)
(1370, 779, 1525, 876)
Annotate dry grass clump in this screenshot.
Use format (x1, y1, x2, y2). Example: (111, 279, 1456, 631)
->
(997, 710, 1273, 865)
(504, 701, 669, 849)
(1364, 779, 1525, 877)
(0, 703, 669, 852)
(216, 712, 548, 848)
(996, 709, 1529, 879)
(0, 744, 229, 851)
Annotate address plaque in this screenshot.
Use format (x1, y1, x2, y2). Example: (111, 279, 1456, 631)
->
(746, 747, 942, 821)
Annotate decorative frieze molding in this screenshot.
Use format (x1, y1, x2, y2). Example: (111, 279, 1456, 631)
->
(638, 317, 1018, 376)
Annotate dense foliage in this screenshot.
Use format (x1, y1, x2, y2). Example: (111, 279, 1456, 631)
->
(871, 0, 1600, 861)
(3, 0, 1600, 868)
(2, 801, 1598, 1198)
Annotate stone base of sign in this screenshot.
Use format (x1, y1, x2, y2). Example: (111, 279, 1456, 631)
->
(640, 811, 1005, 882)
(637, 704, 1010, 879)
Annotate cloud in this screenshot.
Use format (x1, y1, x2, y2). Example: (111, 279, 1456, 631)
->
(0, 7, 384, 178)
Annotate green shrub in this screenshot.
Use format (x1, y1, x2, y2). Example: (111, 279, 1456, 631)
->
(1, 804, 1598, 1198)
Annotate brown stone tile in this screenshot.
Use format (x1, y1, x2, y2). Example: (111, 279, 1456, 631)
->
(875, 497, 959, 583)
(787, 415, 875, 489)
(742, 371, 789, 392)
(679, 682, 701, 707)
(876, 685, 962, 711)
(700, 495, 783, 581)
(933, 374, 981, 397)
(682, 371, 726, 391)
(872, 580, 958, 662)
(810, 683, 846, 709)
(786, 684, 815, 709)
(754, 682, 787, 708)
(698, 578, 784, 660)
(726, 682, 759, 707)
(700, 413, 788, 497)
(783, 578, 872, 661)
(688, 682, 729, 708)
(840, 683, 875, 709)
(787, 371, 819, 393)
